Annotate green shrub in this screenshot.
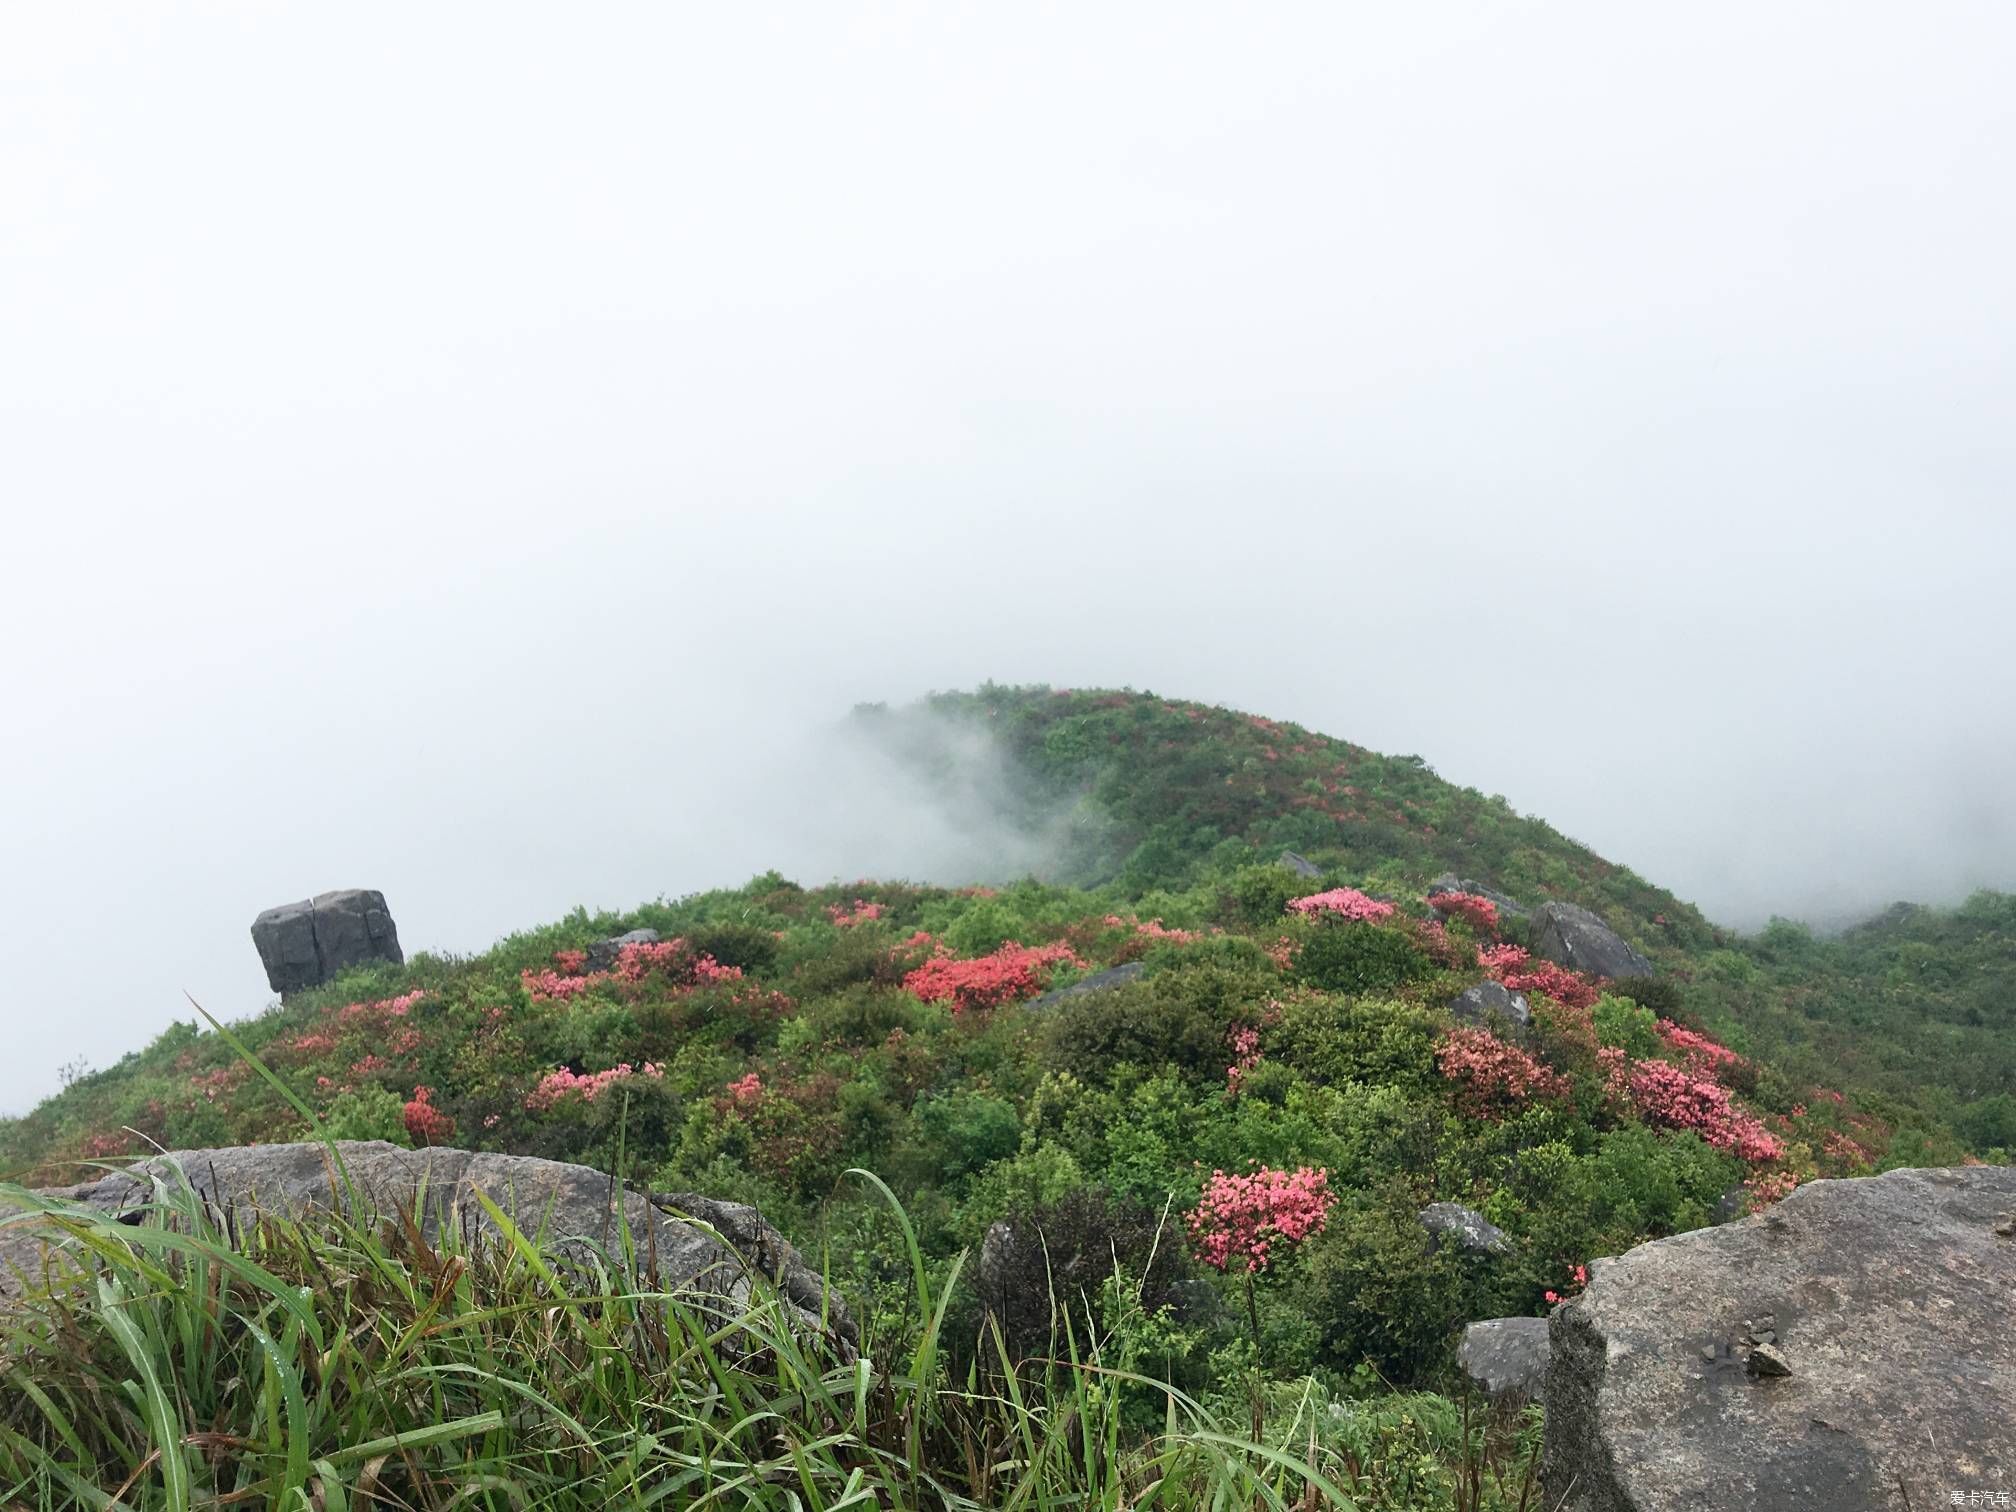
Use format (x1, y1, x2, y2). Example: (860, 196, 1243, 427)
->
(1274, 994, 1439, 1095)
(1293, 921, 1432, 994)
(318, 1086, 407, 1144)
(912, 1091, 1021, 1183)
(1042, 963, 1265, 1086)
(687, 921, 783, 976)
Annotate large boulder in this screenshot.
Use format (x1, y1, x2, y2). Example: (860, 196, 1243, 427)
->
(1449, 980, 1532, 1033)
(1543, 1166, 2016, 1510)
(1460, 1316, 1551, 1403)
(1027, 961, 1145, 1009)
(1419, 1201, 1513, 1256)
(1279, 850, 1323, 879)
(1529, 901, 1652, 981)
(0, 1141, 851, 1350)
(251, 889, 403, 995)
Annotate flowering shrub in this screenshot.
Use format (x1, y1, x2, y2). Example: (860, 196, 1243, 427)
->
(1287, 888, 1395, 922)
(280, 991, 431, 1058)
(1428, 891, 1499, 937)
(525, 1062, 665, 1112)
(726, 1071, 764, 1106)
(188, 1064, 250, 1102)
(1743, 1169, 1803, 1209)
(1435, 1028, 1569, 1117)
(1406, 916, 1474, 970)
(1225, 1024, 1264, 1098)
(1544, 1263, 1589, 1305)
(553, 950, 588, 973)
(902, 941, 1083, 1015)
(403, 1086, 455, 1145)
(827, 900, 887, 928)
(1611, 1055, 1781, 1162)
(523, 940, 742, 1001)
(1103, 913, 1202, 945)
(1188, 1165, 1335, 1273)
(1656, 1019, 1744, 1079)
(522, 968, 602, 1002)
(1480, 945, 1601, 1010)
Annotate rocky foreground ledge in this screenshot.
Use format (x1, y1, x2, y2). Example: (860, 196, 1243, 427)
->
(1544, 1164, 2016, 1511)
(0, 1141, 852, 1350)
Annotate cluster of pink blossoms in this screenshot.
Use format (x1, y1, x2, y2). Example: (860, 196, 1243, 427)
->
(189, 1063, 250, 1101)
(342, 989, 427, 1021)
(281, 991, 431, 1060)
(1600, 1049, 1781, 1162)
(521, 968, 602, 1002)
(902, 941, 1083, 1015)
(1188, 1166, 1335, 1273)
(1544, 1263, 1589, 1305)
(1655, 1019, 1744, 1078)
(1476, 944, 1601, 1010)
(1743, 1169, 1802, 1209)
(403, 1086, 455, 1145)
(1428, 891, 1500, 937)
(726, 1071, 764, 1106)
(1435, 1028, 1570, 1117)
(524, 1062, 665, 1112)
(1225, 1024, 1264, 1098)
(1287, 888, 1395, 922)
(615, 941, 741, 985)
(827, 900, 887, 928)
(1103, 914, 1202, 944)
(522, 939, 741, 1002)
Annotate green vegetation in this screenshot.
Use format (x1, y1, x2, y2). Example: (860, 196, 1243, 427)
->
(6, 1155, 1531, 1509)
(1, 685, 2005, 1508)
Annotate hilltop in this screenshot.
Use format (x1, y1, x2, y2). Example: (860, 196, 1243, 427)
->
(4, 683, 2008, 1506)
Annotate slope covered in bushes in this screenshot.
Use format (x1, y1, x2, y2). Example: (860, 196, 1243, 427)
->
(5, 691, 1964, 1378)
(5, 684, 2002, 1508)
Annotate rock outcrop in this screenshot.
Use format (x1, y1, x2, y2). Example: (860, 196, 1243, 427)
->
(0, 1141, 851, 1349)
(251, 889, 403, 995)
(1279, 850, 1323, 879)
(1543, 1165, 2016, 1510)
(1419, 1201, 1513, 1256)
(1449, 980, 1531, 1033)
(1460, 1316, 1550, 1403)
(1529, 901, 1652, 981)
(1027, 961, 1145, 1009)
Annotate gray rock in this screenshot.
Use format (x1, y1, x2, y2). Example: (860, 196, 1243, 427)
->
(1419, 1201, 1513, 1256)
(1460, 1316, 1551, 1403)
(1529, 901, 1653, 982)
(586, 927, 662, 973)
(1027, 961, 1146, 1009)
(1449, 979, 1532, 1032)
(1428, 874, 1528, 920)
(0, 1141, 851, 1351)
(1279, 850, 1323, 879)
(1543, 1165, 2016, 1511)
(251, 889, 403, 995)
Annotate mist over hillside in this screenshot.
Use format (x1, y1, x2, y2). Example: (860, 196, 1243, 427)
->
(1, 684, 2009, 1118)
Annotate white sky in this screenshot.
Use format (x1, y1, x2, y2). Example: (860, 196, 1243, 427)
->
(3, 3, 2013, 1113)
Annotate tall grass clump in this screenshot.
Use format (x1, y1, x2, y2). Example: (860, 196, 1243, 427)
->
(0, 1151, 1390, 1510)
